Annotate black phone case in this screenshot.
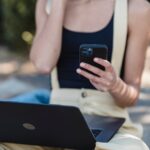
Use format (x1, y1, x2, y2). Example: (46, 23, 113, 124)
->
(79, 44, 108, 74)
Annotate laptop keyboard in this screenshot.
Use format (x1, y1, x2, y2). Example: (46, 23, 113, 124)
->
(91, 129, 102, 138)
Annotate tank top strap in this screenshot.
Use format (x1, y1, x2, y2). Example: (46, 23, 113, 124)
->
(50, 0, 128, 89)
(51, 67, 60, 89)
(111, 0, 128, 76)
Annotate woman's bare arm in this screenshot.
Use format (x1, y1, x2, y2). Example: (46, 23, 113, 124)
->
(30, 0, 68, 74)
(109, 0, 150, 107)
(77, 0, 150, 108)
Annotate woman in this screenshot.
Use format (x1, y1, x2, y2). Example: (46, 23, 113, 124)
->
(30, 0, 150, 149)
(0, 0, 149, 150)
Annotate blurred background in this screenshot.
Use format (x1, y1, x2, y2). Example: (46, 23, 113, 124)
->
(0, 0, 50, 99)
(0, 0, 150, 147)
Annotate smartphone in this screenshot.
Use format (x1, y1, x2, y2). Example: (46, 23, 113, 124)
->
(79, 44, 108, 75)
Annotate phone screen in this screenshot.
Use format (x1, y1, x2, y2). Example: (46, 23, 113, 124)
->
(79, 44, 108, 75)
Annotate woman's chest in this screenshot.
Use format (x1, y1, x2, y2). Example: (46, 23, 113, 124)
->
(63, 0, 115, 32)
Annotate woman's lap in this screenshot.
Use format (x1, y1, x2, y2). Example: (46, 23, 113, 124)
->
(0, 143, 63, 150)
(0, 90, 149, 150)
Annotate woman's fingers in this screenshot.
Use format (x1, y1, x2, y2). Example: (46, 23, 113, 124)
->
(94, 58, 113, 72)
(80, 62, 104, 77)
(76, 68, 100, 82)
(79, 61, 114, 82)
(90, 80, 108, 92)
(76, 68, 110, 86)
(76, 58, 118, 92)
(93, 58, 116, 81)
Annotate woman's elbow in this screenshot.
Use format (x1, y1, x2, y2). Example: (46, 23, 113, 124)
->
(35, 63, 51, 74)
(30, 53, 52, 74)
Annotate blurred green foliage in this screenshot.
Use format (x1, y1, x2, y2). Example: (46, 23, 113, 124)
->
(1, 0, 36, 53)
(0, 0, 150, 54)
(0, 1, 3, 43)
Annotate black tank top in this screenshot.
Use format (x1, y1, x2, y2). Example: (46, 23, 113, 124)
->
(57, 15, 115, 89)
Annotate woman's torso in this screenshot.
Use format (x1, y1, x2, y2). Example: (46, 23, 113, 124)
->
(57, 0, 119, 89)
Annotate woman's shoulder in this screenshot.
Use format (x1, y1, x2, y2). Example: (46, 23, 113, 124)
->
(128, 0, 150, 32)
(129, 0, 150, 16)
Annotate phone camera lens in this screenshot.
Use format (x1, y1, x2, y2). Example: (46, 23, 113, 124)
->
(81, 48, 93, 57)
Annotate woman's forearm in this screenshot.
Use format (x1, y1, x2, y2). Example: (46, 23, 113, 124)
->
(30, 0, 67, 74)
(109, 77, 140, 108)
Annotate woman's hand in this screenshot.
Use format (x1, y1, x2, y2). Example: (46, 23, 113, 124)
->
(76, 58, 118, 92)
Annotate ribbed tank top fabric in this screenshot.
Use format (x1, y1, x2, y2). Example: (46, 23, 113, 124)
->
(57, 15, 115, 89)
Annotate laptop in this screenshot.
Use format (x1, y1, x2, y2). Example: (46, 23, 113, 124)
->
(0, 101, 125, 150)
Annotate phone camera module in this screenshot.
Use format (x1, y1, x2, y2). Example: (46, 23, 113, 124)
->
(81, 48, 93, 57)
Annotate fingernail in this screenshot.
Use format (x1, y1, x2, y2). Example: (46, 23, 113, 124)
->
(80, 63, 85, 67)
(94, 58, 99, 62)
(76, 69, 81, 73)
